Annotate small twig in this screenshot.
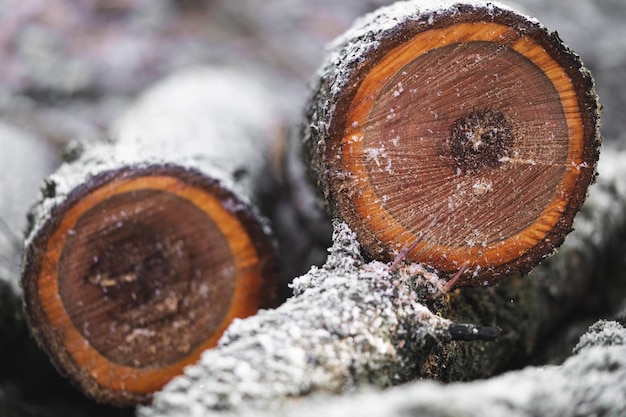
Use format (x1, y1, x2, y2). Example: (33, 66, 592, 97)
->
(448, 323, 501, 342)
(442, 261, 469, 293)
(390, 216, 440, 271)
(389, 232, 425, 271)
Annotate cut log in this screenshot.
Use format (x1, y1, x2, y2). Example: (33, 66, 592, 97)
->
(20, 67, 283, 406)
(301, 0, 601, 285)
(137, 147, 626, 416)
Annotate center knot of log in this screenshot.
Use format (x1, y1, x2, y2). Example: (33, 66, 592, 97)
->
(86, 240, 182, 311)
(449, 109, 513, 173)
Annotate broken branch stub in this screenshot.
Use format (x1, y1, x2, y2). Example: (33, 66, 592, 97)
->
(302, 0, 601, 285)
(21, 68, 282, 406)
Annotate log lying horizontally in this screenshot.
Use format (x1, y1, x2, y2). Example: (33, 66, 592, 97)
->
(301, 0, 601, 285)
(260, 320, 626, 417)
(137, 146, 626, 416)
(20, 67, 283, 406)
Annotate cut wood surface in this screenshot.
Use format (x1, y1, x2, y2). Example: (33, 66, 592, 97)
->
(138, 147, 626, 416)
(301, 0, 601, 285)
(20, 67, 283, 406)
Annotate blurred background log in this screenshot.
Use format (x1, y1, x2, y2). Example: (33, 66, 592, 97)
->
(0, 121, 57, 394)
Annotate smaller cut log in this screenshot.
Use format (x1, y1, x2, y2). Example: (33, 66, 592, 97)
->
(301, 0, 601, 285)
(20, 67, 283, 406)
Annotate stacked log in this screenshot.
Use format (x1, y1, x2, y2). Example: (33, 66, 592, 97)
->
(20, 67, 284, 406)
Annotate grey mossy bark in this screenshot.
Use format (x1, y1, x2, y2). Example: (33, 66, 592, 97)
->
(139, 147, 626, 416)
(261, 320, 626, 417)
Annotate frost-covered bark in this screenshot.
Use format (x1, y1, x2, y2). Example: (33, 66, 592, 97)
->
(263, 320, 626, 417)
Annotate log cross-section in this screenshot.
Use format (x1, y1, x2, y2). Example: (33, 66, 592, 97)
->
(302, 0, 601, 285)
(21, 68, 281, 406)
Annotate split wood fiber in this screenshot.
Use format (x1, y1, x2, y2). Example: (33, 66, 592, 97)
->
(301, 0, 601, 285)
(138, 147, 626, 417)
(21, 67, 282, 406)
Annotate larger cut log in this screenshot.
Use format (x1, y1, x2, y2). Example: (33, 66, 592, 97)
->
(20, 67, 282, 406)
(301, 0, 601, 285)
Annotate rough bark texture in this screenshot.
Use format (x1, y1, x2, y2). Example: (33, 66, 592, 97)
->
(262, 320, 626, 417)
(139, 148, 626, 416)
(20, 67, 284, 406)
(139, 221, 457, 416)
